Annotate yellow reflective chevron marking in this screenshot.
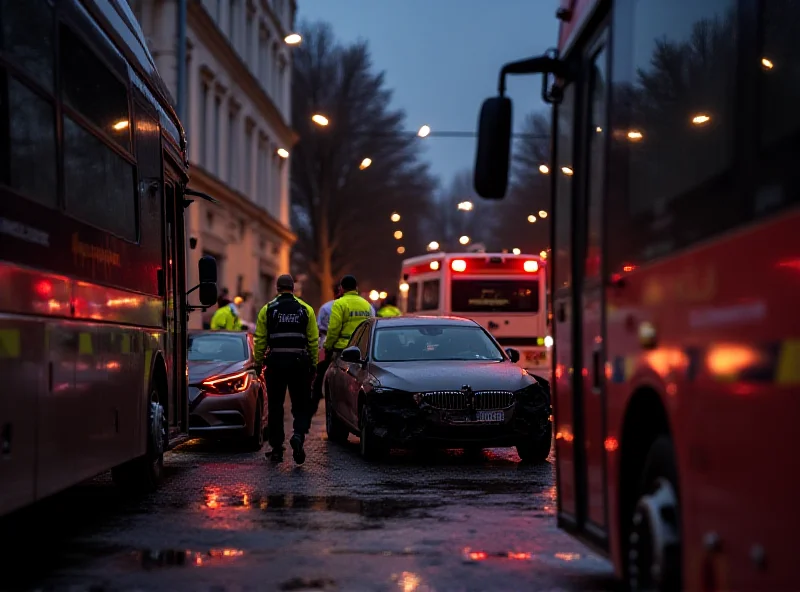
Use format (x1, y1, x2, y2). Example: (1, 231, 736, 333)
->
(0, 329, 21, 358)
(79, 332, 93, 355)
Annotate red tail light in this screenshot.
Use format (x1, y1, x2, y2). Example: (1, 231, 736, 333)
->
(451, 259, 467, 272)
(201, 370, 252, 394)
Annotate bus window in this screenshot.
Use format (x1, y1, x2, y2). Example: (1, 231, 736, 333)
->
(451, 279, 539, 313)
(407, 282, 420, 313)
(421, 279, 440, 310)
(0, 0, 54, 92)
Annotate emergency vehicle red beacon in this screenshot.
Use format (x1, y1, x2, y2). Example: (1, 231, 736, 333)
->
(473, 0, 799, 589)
(399, 252, 551, 378)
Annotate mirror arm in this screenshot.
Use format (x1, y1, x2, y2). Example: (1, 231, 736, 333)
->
(497, 55, 569, 96)
(183, 189, 219, 208)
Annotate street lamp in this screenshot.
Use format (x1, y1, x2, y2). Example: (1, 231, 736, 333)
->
(527, 215, 537, 223)
(397, 246, 405, 254)
(538, 164, 549, 174)
(311, 114, 329, 126)
(427, 241, 440, 251)
(417, 125, 431, 138)
(540, 250, 548, 259)
(284, 33, 302, 45)
(379, 291, 388, 299)
(459, 235, 470, 245)
(691, 113, 711, 125)
(561, 166, 574, 176)
(276, 148, 289, 159)
(512, 248, 521, 255)
(762, 57, 774, 70)
(538, 210, 548, 218)
(399, 282, 409, 293)
(627, 130, 643, 141)
(359, 157, 372, 170)
(394, 230, 403, 240)
(457, 201, 473, 211)
(390, 212, 401, 222)
(369, 290, 379, 301)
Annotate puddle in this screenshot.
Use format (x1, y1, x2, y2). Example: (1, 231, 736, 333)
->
(279, 576, 336, 591)
(423, 479, 551, 495)
(202, 489, 442, 519)
(135, 548, 246, 569)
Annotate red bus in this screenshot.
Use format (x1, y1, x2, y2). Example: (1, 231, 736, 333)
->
(474, 0, 800, 589)
(0, 0, 217, 517)
(399, 252, 552, 378)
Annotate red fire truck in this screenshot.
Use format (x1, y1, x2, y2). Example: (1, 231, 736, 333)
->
(399, 252, 551, 377)
(473, 0, 800, 590)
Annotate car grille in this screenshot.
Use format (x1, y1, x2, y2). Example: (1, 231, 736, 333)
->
(420, 390, 514, 410)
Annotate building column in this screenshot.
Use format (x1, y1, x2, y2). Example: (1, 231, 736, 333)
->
(247, 121, 258, 200)
(279, 153, 290, 226)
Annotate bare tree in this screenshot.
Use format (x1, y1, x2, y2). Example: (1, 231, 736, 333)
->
(291, 22, 436, 305)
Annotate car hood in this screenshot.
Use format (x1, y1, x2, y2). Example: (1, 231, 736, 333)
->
(370, 360, 534, 392)
(188, 360, 247, 386)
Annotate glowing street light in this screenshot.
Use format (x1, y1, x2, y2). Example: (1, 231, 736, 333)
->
(538, 164, 549, 174)
(540, 250, 548, 259)
(112, 120, 129, 131)
(427, 241, 440, 251)
(538, 210, 548, 218)
(417, 125, 431, 138)
(396, 246, 405, 254)
(359, 157, 372, 170)
(527, 215, 537, 223)
(512, 248, 521, 255)
(561, 166, 574, 176)
(369, 290, 380, 301)
(394, 230, 403, 240)
(276, 148, 289, 158)
(399, 282, 409, 292)
(284, 33, 302, 45)
(390, 212, 401, 222)
(311, 114, 329, 126)
(761, 57, 774, 70)
(457, 201, 473, 211)
(379, 291, 388, 299)
(691, 113, 711, 125)
(627, 130, 643, 141)
(459, 235, 470, 245)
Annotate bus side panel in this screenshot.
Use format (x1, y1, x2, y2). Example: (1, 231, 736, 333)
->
(0, 317, 43, 515)
(554, 297, 578, 521)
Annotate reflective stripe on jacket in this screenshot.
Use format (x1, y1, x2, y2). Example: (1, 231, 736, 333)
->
(324, 291, 374, 351)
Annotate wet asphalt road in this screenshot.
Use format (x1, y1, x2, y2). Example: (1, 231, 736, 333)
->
(1, 405, 616, 591)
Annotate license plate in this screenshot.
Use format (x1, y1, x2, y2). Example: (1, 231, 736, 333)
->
(476, 410, 504, 422)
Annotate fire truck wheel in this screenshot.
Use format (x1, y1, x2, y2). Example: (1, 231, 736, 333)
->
(112, 386, 166, 494)
(628, 436, 681, 592)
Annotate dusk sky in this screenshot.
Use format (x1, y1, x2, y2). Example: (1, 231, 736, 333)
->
(297, 0, 557, 189)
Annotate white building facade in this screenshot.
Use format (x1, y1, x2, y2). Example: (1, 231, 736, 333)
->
(130, 0, 297, 327)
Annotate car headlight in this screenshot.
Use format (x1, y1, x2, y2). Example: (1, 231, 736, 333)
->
(201, 370, 252, 394)
(514, 383, 547, 408)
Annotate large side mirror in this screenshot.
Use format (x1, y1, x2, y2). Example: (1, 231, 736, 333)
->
(505, 348, 520, 363)
(197, 255, 218, 306)
(474, 96, 512, 199)
(341, 346, 363, 364)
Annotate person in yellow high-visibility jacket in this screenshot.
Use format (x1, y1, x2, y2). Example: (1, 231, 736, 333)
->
(323, 275, 374, 355)
(210, 297, 244, 331)
(377, 294, 402, 317)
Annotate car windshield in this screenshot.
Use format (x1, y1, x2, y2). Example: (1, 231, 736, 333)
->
(188, 334, 247, 362)
(372, 325, 504, 362)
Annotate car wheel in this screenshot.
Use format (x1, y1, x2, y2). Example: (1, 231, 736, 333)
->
(516, 422, 552, 464)
(359, 404, 386, 462)
(627, 436, 681, 592)
(325, 386, 349, 444)
(246, 396, 264, 451)
(112, 386, 166, 493)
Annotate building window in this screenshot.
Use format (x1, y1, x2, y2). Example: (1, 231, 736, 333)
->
(229, 0, 239, 43)
(278, 57, 286, 110)
(258, 135, 269, 208)
(199, 81, 209, 167)
(244, 120, 253, 196)
(227, 105, 237, 187)
(270, 42, 278, 97)
(213, 94, 221, 175)
(245, 7, 255, 66)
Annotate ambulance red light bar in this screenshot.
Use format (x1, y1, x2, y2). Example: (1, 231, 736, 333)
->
(451, 259, 467, 272)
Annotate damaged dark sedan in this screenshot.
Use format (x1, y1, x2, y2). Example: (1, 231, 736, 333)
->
(323, 316, 552, 462)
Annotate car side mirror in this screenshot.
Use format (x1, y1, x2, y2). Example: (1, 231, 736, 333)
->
(474, 96, 512, 199)
(505, 348, 520, 363)
(197, 255, 218, 306)
(341, 346, 363, 364)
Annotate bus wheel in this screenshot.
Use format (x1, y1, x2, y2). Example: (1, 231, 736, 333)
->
(112, 387, 166, 494)
(628, 436, 681, 592)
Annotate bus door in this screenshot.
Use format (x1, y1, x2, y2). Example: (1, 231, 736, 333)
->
(553, 21, 610, 547)
(162, 168, 187, 435)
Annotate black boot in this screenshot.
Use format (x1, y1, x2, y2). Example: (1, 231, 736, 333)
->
(266, 446, 284, 463)
(289, 434, 306, 465)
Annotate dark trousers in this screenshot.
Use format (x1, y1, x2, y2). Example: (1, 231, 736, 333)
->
(266, 363, 312, 448)
(311, 349, 340, 416)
